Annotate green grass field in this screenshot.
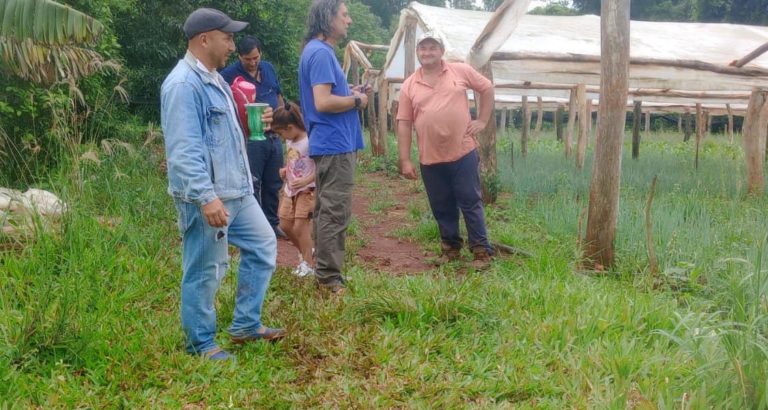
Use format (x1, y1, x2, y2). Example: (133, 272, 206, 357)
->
(2, 129, 767, 408)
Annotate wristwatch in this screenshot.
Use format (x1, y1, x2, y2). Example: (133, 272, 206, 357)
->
(354, 95, 362, 109)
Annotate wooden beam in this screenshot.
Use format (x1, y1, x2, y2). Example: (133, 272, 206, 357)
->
(730, 41, 768, 68)
(467, 0, 531, 68)
(584, 0, 630, 269)
(404, 17, 417, 79)
(350, 40, 389, 52)
(492, 51, 768, 77)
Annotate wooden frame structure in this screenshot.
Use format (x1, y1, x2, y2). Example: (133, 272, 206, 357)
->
(371, 1, 768, 197)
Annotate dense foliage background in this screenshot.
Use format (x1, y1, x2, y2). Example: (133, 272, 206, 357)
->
(0, 0, 763, 186)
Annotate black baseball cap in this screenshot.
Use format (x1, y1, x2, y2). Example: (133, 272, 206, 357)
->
(183, 8, 248, 39)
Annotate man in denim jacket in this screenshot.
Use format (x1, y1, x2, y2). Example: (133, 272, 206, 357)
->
(160, 8, 286, 361)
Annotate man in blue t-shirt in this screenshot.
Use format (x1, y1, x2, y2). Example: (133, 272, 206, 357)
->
(299, 0, 368, 295)
(221, 36, 287, 239)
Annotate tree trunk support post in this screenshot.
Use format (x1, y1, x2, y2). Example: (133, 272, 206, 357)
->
(584, 0, 630, 270)
(477, 63, 498, 203)
(404, 17, 417, 79)
(744, 88, 768, 195)
(521, 95, 529, 158)
(499, 109, 507, 135)
(565, 86, 577, 158)
(632, 100, 642, 160)
(644, 110, 650, 132)
(535, 96, 543, 139)
(378, 78, 389, 156)
(726, 103, 734, 143)
(695, 103, 703, 169)
(555, 104, 564, 142)
(576, 84, 589, 169)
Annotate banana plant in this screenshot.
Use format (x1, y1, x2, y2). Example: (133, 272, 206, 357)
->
(0, 0, 116, 84)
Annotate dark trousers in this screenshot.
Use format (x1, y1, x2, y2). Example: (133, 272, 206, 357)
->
(246, 134, 283, 228)
(420, 149, 492, 253)
(312, 152, 355, 284)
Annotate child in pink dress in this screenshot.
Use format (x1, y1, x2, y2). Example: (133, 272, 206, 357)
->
(273, 102, 316, 277)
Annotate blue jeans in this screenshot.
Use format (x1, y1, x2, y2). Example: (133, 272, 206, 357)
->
(174, 195, 277, 354)
(420, 149, 492, 253)
(246, 134, 283, 228)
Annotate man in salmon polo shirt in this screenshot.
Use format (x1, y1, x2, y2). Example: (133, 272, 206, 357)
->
(396, 31, 495, 270)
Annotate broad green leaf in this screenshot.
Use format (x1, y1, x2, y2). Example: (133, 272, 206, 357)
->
(0, 0, 108, 84)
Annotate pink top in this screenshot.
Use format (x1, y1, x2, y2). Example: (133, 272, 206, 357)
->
(397, 62, 492, 165)
(283, 136, 316, 197)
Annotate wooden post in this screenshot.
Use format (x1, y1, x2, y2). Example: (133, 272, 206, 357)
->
(565, 87, 577, 158)
(526, 106, 533, 135)
(586, 99, 594, 138)
(726, 103, 734, 143)
(555, 104, 564, 141)
(743, 88, 768, 195)
(477, 63, 498, 203)
(499, 109, 507, 135)
(695, 103, 703, 169)
(522, 95, 529, 158)
(378, 78, 389, 154)
(576, 84, 589, 169)
(644, 110, 650, 132)
(404, 17, 417, 79)
(535, 96, 543, 139)
(683, 110, 692, 142)
(367, 92, 382, 156)
(705, 110, 711, 138)
(632, 101, 642, 160)
(584, 0, 630, 270)
(350, 59, 360, 86)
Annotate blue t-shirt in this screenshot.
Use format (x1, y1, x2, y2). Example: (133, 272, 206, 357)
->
(298, 39, 364, 156)
(221, 60, 282, 110)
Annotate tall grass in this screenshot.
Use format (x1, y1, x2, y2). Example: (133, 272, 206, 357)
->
(1, 127, 767, 407)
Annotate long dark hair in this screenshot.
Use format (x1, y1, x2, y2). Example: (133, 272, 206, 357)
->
(302, 0, 344, 48)
(272, 101, 306, 132)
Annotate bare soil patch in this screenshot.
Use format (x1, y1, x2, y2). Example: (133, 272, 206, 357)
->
(277, 172, 434, 275)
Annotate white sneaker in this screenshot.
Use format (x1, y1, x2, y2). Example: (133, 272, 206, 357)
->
(292, 261, 315, 277)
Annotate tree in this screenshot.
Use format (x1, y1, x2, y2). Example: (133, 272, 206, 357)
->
(583, 0, 630, 269)
(0, 0, 115, 84)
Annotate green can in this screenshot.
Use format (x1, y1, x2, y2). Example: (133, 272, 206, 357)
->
(245, 103, 269, 141)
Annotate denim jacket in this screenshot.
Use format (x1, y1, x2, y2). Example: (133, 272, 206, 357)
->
(161, 51, 253, 206)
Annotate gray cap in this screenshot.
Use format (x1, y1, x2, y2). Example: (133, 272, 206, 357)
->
(417, 30, 444, 48)
(183, 8, 248, 39)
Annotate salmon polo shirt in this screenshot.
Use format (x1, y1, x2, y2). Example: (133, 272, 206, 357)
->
(397, 61, 493, 165)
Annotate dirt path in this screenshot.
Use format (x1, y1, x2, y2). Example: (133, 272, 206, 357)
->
(277, 172, 434, 275)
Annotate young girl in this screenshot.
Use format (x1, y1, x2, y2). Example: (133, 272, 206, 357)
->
(273, 102, 316, 277)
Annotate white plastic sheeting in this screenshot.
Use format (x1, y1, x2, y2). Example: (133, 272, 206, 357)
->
(383, 2, 768, 105)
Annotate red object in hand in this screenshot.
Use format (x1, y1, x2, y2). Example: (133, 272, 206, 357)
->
(231, 76, 256, 136)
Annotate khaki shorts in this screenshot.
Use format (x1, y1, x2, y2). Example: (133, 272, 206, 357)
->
(279, 189, 315, 220)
